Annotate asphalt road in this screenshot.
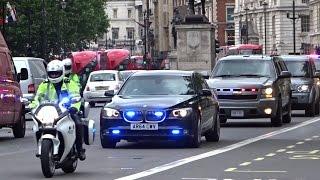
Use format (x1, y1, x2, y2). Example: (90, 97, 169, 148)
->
(0, 104, 320, 180)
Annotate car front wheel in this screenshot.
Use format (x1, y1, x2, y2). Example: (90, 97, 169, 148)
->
(271, 98, 283, 127)
(205, 113, 220, 142)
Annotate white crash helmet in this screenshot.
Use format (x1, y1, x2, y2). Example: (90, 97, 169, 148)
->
(47, 60, 65, 84)
(62, 58, 72, 75)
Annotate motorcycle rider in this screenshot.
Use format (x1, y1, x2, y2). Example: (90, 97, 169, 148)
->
(62, 58, 80, 86)
(29, 60, 86, 161)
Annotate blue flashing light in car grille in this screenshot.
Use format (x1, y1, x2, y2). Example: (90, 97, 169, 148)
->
(146, 110, 166, 122)
(123, 110, 143, 122)
(126, 111, 135, 118)
(112, 130, 120, 134)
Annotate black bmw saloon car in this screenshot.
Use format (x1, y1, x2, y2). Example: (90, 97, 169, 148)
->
(100, 70, 220, 148)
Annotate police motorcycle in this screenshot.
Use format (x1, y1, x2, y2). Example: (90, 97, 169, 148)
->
(25, 92, 95, 178)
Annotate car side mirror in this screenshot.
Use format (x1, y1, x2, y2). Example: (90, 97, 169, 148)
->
(105, 90, 115, 97)
(279, 71, 291, 78)
(18, 68, 28, 81)
(202, 89, 212, 96)
(314, 71, 320, 78)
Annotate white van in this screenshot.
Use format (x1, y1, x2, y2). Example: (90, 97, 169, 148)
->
(13, 57, 47, 109)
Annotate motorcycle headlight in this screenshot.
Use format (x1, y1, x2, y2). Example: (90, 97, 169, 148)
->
(297, 85, 310, 92)
(172, 108, 192, 118)
(102, 108, 120, 118)
(35, 106, 59, 126)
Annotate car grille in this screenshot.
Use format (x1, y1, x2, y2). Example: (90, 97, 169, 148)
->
(122, 110, 167, 123)
(217, 95, 258, 100)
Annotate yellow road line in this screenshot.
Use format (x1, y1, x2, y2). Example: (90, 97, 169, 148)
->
(239, 162, 251, 166)
(224, 168, 237, 172)
(276, 149, 286, 152)
(266, 153, 276, 157)
(253, 157, 265, 161)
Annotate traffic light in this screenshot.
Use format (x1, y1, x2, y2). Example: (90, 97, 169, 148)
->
(215, 39, 220, 53)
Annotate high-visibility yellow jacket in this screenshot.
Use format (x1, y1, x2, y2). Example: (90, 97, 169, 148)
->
(30, 78, 81, 110)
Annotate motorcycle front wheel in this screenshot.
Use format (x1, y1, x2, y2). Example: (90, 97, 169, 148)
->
(41, 139, 55, 178)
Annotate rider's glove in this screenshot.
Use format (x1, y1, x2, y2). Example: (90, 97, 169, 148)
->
(68, 107, 78, 114)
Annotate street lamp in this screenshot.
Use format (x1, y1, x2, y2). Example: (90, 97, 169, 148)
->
(287, 0, 300, 54)
(244, 7, 249, 44)
(239, 14, 243, 44)
(263, 1, 268, 55)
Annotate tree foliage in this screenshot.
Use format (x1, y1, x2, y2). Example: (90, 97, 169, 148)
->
(4, 0, 109, 58)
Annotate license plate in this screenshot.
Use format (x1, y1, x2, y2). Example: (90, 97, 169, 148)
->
(96, 86, 109, 90)
(130, 123, 158, 130)
(231, 110, 244, 117)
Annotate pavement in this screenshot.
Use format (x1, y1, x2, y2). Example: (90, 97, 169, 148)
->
(0, 104, 319, 180)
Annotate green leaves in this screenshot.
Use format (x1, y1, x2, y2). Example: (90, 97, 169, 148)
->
(4, 0, 109, 58)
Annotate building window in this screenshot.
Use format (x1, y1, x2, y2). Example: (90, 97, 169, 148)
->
(302, 0, 309, 3)
(273, 0, 277, 5)
(226, 30, 235, 45)
(127, 28, 135, 39)
(301, 15, 310, 32)
(112, 28, 119, 39)
(272, 15, 276, 36)
(226, 6, 235, 22)
(113, 9, 118, 18)
(128, 9, 132, 18)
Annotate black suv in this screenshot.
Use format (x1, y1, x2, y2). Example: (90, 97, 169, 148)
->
(281, 55, 320, 117)
(207, 55, 292, 127)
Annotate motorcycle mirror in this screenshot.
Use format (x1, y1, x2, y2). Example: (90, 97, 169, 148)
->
(71, 96, 81, 104)
(21, 97, 30, 104)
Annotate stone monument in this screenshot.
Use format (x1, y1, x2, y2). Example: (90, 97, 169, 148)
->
(169, 0, 216, 71)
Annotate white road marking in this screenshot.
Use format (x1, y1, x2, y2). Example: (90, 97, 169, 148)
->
(181, 178, 217, 180)
(224, 168, 237, 172)
(305, 138, 312, 141)
(265, 153, 276, 157)
(312, 136, 319, 138)
(239, 162, 251, 166)
(115, 117, 320, 180)
(231, 170, 287, 173)
(253, 157, 265, 161)
(276, 149, 286, 152)
(286, 145, 295, 149)
(296, 142, 304, 145)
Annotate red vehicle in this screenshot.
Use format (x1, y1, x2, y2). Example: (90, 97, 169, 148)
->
(226, 44, 263, 56)
(71, 49, 154, 73)
(0, 31, 28, 138)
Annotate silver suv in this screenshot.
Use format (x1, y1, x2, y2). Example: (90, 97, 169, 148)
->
(207, 55, 292, 127)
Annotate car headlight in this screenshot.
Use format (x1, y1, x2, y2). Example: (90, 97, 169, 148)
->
(172, 108, 192, 118)
(297, 85, 310, 92)
(262, 87, 273, 98)
(102, 108, 119, 118)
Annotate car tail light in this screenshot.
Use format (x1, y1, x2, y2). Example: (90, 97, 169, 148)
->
(28, 84, 35, 93)
(86, 86, 90, 91)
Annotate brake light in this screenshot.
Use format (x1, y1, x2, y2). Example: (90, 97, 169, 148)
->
(28, 84, 35, 93)
(86, 86, 90, 91)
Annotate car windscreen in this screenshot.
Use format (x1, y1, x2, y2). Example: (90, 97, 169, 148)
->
(120, 71, 134, 80)
(283, 60, 310, 77)
(90, 73, 116, 82)
(314, 60, 320, 71)
(211, 59, 275, 78)
(118, 75, 195, 96)
(13, 60, 27, 73)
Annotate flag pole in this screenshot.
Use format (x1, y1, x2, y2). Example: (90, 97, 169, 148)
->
(2, 1, 5, 39)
